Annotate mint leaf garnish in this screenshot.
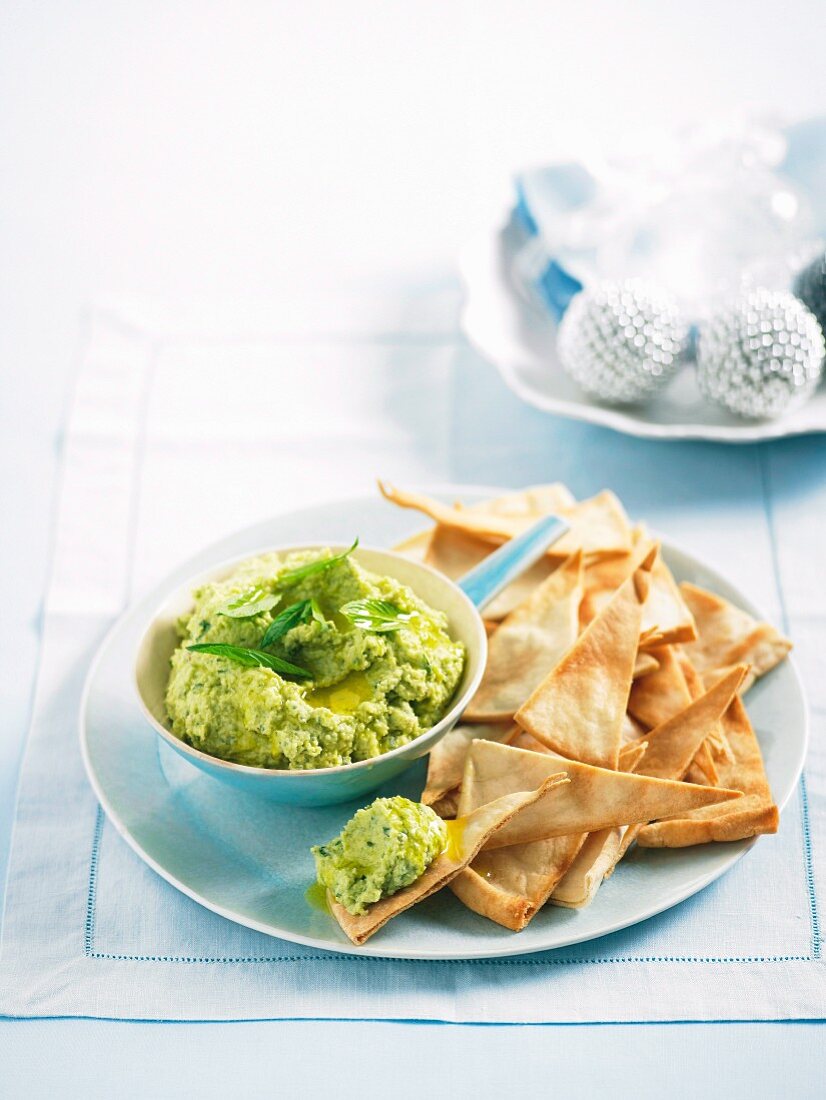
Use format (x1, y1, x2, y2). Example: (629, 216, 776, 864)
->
(260, 598, 326, 648)
(219, 586, 280, 619)
(276, 539, 359, 589)
(340, 598, 415, 633)
(217, 540, 357, 618)
(186, 643, 311, 679)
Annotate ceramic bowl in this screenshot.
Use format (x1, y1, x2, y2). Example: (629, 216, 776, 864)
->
(134, 544, 488, 806)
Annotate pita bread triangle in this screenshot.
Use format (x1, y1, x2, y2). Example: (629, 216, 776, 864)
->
(638, 549, 698, 647)
(421, 720, 513, 811)
(379, 480, 538, 541)
(628, 646, 728, 786)
(328, 778, 567, 944)
(627, 643, 693, 729)
(465, 483, 576, 517)
(422, 523, 559, 622)
(460, 739, 741, 850)
(450, 831, 586, 931)
(499, 732, 647, 910)
(679, 653, 735, 771)
(636, 664, 748, 781)
(514, 548, 656, 768)
(680, 581, 792, 681)
(591, 665, 750, 882)
(637, 690, 779, 848)
(450, 740, 646, 929)
(464, 551, 584, 722)
(634, 651, 660, 679)
(392, 527, 433, 563)
(581, 541, 696, 648)
(378, 481, 632, 560)
(424, 524, 490, 580)
(550, 826, 627, 909)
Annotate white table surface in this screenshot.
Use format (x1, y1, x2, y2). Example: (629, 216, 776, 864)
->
(1, 2, 825, 1094)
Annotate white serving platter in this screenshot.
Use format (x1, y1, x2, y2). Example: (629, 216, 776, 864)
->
(460, 215, 826, 442)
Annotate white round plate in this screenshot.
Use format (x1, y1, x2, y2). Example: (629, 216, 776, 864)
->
(459, 213, 826, 443)
(80, 489, 808, 960)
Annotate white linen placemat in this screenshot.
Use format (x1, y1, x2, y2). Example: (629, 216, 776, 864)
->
(1, 292, 823, 1022)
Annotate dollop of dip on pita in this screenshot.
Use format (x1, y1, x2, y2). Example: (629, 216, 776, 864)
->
(312, 796, 448, 914)
(165, 547, 465, 770)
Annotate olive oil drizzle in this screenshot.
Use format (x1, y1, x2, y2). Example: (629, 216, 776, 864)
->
(443, 817, 466, 862)
(304, 670, 373, 714)
(305, 881, 331, 913)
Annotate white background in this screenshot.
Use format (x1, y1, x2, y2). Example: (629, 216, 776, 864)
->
(1, 2, 825, 1095)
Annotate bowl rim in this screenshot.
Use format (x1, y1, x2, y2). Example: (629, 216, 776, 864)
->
(133, 541, 488, 781)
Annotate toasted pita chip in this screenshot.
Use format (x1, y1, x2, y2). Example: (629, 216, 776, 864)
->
(680, 582, 792, 682)
(461, 664, 747, 912)
(421, 721, 513, 810)
(634, 652, 659, 679)
(451, 830, 586, 931)
(581, 543, 695, 648)
(552, 490, 633, 559)
(505, 727, 738, 884)
(424, 524, 490, 579)
(627, 644, 692, 729)
(448, 740, 648, 930)
(450, 738, 646, 929)
(548, 738, 648, 909)
(680, 649, 710, 696)
(328, 778, 567, 944)
(548, 738, 651, 909)
(379, 482, 632, 560)
(684, 739, 719, 786)
(682, 659, 737, 765)
(707, 663, 756, 696)
(508, 728, 646, 771)
(638, 552, 698, 647)
(424, 525, 557, 621)
(679, 651, 735, 775)
(428, 790, 460, 819)
(485, 562, 563, 621)
(580, 549, 636, 628)
(605, 822, 638, 877)
(380, 481, 544, 541)
(565, 737, 675, 882)
(550, 827, 626, 909)
(392, 527, 433, 563)
(629, 645, 734, 782)
(503, 732, 664, 911)
(466, 484, 576, 517)
(464, 552, 584, 722)
(622, 712, 648, 742)
(618, 739, 648, 772)
(633, 665, 747, 782)
(699, 727, 735, 764)
(459, 740, 741, 850)
(515, 550, 655, 768)
(580, 538, 655, 626)
(637, 694, 779, 847)
(638, 625, 661, 646)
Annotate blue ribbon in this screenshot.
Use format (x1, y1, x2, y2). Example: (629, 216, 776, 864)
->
(514, 178, 583, 322)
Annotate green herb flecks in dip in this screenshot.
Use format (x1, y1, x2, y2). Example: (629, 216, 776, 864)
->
(165, 547, 465, 770)
(312, 796, 448, 915)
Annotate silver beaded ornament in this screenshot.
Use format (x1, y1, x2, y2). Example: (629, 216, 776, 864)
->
(557, 279, 688, 404)
(793, 251, 826, 333)
(696, 289, 825, 419)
